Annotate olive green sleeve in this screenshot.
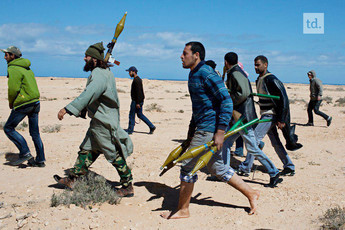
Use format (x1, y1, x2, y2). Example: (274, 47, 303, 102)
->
(232, 71, 251, 104)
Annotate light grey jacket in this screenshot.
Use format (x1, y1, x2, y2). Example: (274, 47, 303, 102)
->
(66, 67, 133, 160)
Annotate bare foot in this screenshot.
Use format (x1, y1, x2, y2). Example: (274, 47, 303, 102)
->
(160, 209, 190, 219)
(248, 190, 260, 215)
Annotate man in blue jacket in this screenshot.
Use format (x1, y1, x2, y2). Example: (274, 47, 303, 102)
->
(160, 42, 259, 219)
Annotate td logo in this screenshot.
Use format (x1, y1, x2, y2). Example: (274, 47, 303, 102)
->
(303, 13, 324, 34)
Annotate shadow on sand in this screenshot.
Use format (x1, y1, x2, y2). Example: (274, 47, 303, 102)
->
(134, 181, 251, 214)
(3, 152, 27, 168)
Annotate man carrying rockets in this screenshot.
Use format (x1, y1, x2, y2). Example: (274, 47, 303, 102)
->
(160, 42, 259, 219)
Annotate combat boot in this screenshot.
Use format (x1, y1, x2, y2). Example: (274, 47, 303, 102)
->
(116, 183, 134, 197)
(53, 175, 75, 189)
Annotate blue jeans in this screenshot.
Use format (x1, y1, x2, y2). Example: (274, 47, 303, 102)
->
(239, 114, 295, 172)
(4, 102, 45, 162)
(127, 101, 155, 133)
(223, 127, 279, 177)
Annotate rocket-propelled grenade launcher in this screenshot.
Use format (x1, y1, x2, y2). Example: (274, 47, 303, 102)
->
(104, 12, 127, 65)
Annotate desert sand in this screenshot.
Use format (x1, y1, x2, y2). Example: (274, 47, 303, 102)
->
(0, 75, 344, 229)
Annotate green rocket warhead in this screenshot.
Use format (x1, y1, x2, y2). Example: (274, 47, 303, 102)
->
(104, 12, 127, 63)
(173, 141, 213, 164)
(189, 146, 217, 176)
(160, 139, 190, 170)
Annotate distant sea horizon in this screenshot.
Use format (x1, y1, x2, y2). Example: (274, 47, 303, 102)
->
(35, 75, 345, 86)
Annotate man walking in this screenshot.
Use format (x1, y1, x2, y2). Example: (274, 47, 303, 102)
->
(238, 55, 302, 177)
(306, 70, 332, 127)
(54, 42, 134, 197)
(160, 42, 259, 219)
(223, 52, 282, 187)
(125, 66, 156, 134)
(1, 46, 45, 167)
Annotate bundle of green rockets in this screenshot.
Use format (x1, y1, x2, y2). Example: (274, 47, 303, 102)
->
(159, 93, 280, 177)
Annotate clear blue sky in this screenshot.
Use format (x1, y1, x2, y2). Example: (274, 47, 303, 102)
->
(0, 0, 344, 84)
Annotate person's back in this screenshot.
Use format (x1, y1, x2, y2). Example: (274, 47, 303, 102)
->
(125, 66, 155, 134)
(7, 58, 40, 109)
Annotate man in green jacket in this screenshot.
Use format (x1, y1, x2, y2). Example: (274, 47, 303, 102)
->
(54, 42, 134, 197)
(1, 46, 45, 167)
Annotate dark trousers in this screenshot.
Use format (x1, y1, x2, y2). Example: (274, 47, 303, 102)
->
(4, 102, 45, 162)
(307, 100, 329, 123)
(127, 101, 154, 133)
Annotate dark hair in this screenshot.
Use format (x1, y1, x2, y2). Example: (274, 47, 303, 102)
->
(185, 41, 205, 61)
(254, 55, 268, 65)
(7, 52, 20, 59)
(205, 60, 217, 69)
(96, 59, 110, 69)
(224, 52, 238, 65)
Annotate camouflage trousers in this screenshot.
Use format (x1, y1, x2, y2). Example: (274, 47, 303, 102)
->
(69, 150, 133, 187)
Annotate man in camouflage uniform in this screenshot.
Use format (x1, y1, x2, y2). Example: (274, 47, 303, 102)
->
(54, 42, 134, 197)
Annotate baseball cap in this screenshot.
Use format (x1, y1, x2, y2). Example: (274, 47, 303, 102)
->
(126, 66, 138, 73)
(1, 46, 22, 57)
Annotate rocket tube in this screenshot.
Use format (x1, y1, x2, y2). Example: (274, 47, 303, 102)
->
(189, 146, 217, 176)
(104, 12, 127, 62)
(251, 93, 280, 100)
(224, 118, 260, 139)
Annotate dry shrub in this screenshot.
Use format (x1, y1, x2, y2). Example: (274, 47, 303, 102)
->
(289, 98, 307, 105)
(145, 103, 163, 112)
(117, 88, 126, 93)
(0, 121, 27, 131)
(0, 121, 5, 130)
(41, 96, 57, 101)
(335, 97, 345, 107)
(319, 206, 345, 229)
(51, 172, 120, 208)
(323, 96, 333, 105)
(42, 124, 61, 133)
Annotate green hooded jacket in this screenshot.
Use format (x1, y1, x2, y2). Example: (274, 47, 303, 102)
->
(7, 58, 40, 109)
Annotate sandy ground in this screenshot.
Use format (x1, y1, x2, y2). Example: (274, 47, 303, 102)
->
(0, 75, 344, 230)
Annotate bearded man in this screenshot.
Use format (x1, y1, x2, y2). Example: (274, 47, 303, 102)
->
(54, 42, 134, 197)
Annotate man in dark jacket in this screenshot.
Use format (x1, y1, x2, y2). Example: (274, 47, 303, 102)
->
(238, 55, 302, 177)
(306, 70, 332, 127)
(1, 46, 45, 167)
(126, 66, 156, 134)
(223, 52, 282, 187)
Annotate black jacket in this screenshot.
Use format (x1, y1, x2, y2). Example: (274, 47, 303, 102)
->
(131, 76, 145, 103)
(257, 74, 303, 151)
